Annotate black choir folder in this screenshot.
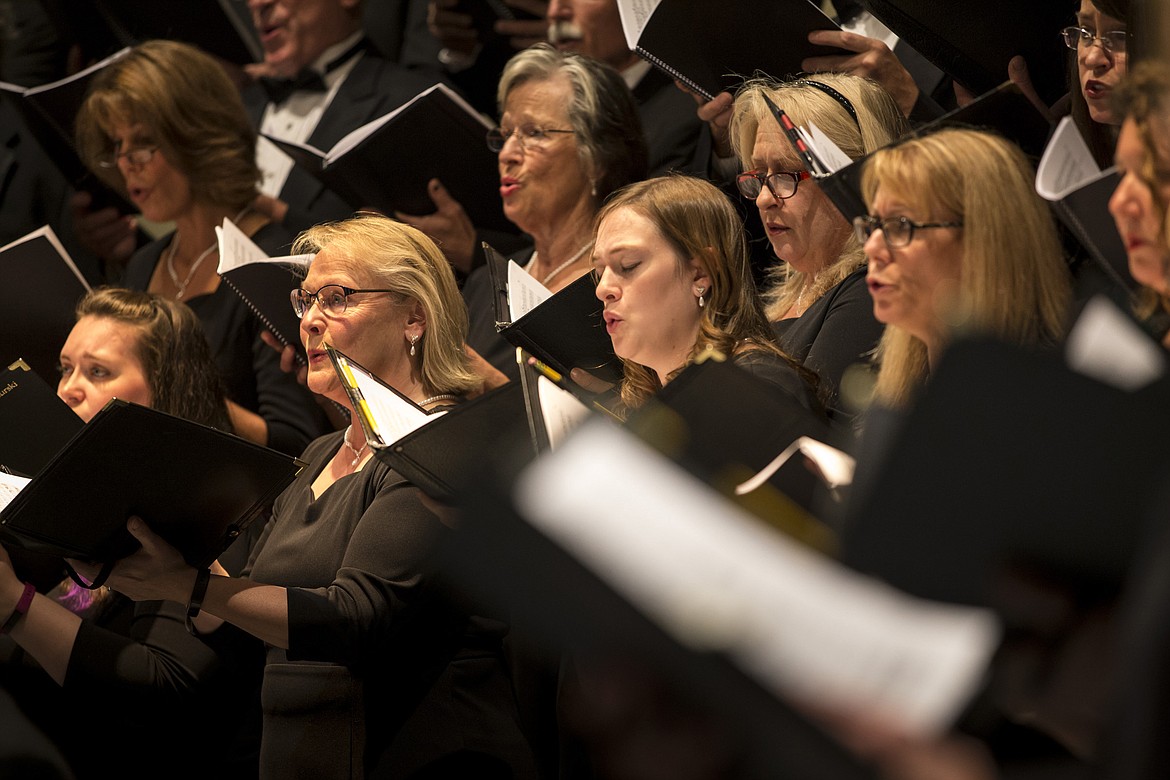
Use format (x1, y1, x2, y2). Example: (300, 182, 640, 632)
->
(484, 243, 623, 386)
(216, 218, 310, 365)
(791, 82, 1053, 224)
(328, 343, 592, 503)
(383, 356, 594, 503)
(0, 225, 92, 387)
(265, 83, 515, 236)
(624, 355, 842, 542)
(0, 48, 135, 214)
(0, 399, 304, 570)
(438, 415, 1000, 775)
(862, 0, 1070, 107)
(616, 0, 847, 101)
(841, 320, 1170, 609)
(1036, 117, 1135, 298)
(0, 360, 84, 479)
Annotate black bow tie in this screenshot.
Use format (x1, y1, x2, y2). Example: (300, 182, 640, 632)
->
(258, 38, 369, 105)
(259, 69, 328, 104)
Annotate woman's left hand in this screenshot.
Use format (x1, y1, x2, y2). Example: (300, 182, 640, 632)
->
(68, 517, 194, 603)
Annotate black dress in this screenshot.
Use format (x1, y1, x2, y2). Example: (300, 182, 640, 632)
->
(245, 431, 536, 780)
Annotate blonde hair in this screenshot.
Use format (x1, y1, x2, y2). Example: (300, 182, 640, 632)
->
(292, 214, 479, 397)
(861, 128, 1073, 407)
(594, 175, 814, 412)
(75, 40, 260, 211)
(730, 73, 909, 320)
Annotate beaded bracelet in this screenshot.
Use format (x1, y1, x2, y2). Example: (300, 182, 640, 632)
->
(0, 582, 36, 635)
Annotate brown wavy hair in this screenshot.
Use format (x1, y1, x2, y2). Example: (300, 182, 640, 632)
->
(75, 40, 260, 211)
(594, 175, 816, 412)
(75, 287, 231, 430)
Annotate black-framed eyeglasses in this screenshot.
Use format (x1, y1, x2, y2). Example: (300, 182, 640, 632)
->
(290, 284, 398, 318)
(486, 123, 577, 153)
(1060, 26, 1128, 55)
(853, 215, 964, 248)
(735, 169, 812, 201)
(96, 145, 160, 169)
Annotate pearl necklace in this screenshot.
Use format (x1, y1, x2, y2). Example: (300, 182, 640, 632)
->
(418, 393, 459, 407)
(165, 206, 250, 300)
(341, 426, 369, 468)
(525, 240, 594, 286)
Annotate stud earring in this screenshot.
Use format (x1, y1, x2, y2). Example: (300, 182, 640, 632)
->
(409, 334, 419, 356)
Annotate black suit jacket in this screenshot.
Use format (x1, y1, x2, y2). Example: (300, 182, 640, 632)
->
(632, 66, 705, 176)
(243, 46, 446, 233)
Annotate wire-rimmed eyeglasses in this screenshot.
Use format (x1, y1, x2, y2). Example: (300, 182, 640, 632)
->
(290, 284, 397, 318)
(96, 145, 160, 169)
(1060, 26, 1129, 55)
(486, 124, 577, 153)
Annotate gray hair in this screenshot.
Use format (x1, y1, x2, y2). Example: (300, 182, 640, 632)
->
(497, 43, 647, 202)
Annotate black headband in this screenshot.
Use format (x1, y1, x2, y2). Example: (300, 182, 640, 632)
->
(794, 79, 862, 130)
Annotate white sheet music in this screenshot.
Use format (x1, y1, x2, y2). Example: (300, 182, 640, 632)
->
(0, 470, 30, 512)
(516, 420, 999, 739)
(616, 0, 663, 49)
(507, 260, 553, 320)
(801, 121, 853, 174)
(1066, 295, 1166, 391)
(216, 218, 312, 275)
(536, 375, 590, 450)
(1036, 117, 1104, 201)
(337, 356, 445, 447)
(735, 436, 855, 495)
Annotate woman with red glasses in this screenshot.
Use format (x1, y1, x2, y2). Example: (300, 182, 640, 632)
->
(729, 74, 907, 420)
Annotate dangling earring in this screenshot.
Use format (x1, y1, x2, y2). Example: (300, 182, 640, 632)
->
(696, 287, 706, 309)
(590, 179, 598, 198)
(409, 334, 419, 356)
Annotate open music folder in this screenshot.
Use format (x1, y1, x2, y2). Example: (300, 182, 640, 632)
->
(0, 399, 304, 570)
(484, 242, 623, 386)
(264, 82, 515, 236)
(0, 225, 92, 387)
(616, 0, 846, 101)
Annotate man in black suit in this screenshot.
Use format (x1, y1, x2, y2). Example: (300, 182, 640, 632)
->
(544, 0, 702, 176)
(243, 0, 446, 233)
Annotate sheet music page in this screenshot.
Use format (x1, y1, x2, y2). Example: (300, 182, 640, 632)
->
(802, 122, 853, 173)
(216, 219, 312, 275)
(0, 470, 30, 512)
(516, 420, 999, 738)
(735, 436, 856, 495)
(1066, 295, 1166, 391)
(615, 0, 663, 50)
(344, 359, 446, 447)
(1036, 117, 1103, 201)
(537, 375, 590, 450)
(507, 260, 553, 320)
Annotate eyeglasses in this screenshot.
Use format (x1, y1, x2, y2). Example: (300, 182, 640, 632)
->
(486, 123, 576, 153)
(290, 284, 398, 318)
(735, 169, 812, 200)
(96, 145, 160, 169)
(852, 215, 964, 248)
(1060, 26, 1129, 55)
